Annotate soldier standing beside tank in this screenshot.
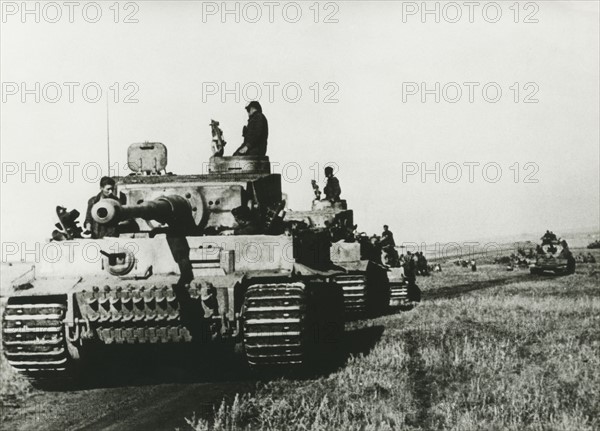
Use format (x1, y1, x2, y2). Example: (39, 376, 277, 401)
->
(84, 176, 125, 239)
(559, 239, 577, 274)
(403, 252, 415, 284)
(323, 166, 341, 202)
(404, 252, 422, 302)
(233, 101, 269, 156)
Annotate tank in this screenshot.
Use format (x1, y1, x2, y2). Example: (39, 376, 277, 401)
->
(2, 138, 345, 384)
(529, 233, 576, 275)
(285, 196, 390, 316)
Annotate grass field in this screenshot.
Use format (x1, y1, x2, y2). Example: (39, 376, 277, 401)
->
(1, 251, 598, 430)
(187, 251, 600, 431)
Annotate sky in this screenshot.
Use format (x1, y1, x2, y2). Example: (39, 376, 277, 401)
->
(1, 0, 599, 255)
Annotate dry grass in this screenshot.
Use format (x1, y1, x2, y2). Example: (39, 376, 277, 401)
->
(1, 254, 598, 430)
(187, 251, 600, 430)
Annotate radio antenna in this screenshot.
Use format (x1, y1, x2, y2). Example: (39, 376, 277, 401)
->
(106, 96, 111, 175)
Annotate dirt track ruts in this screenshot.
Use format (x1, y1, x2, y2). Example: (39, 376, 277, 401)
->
(1, 349, 257, 431)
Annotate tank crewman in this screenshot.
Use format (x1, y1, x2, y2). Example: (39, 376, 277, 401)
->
(84, 176, 126, 239)
(541, 230, 558, 245)
(558, 240, 576, 274)
(323, 166, 341, 202)
(233, 101, 269, 156)
(380, 225, 396, 248)
(231, 205, 262, 235)
(403, 251, 417, 287)
(418, 252, 430, 275)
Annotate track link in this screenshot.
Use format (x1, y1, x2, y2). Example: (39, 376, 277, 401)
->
(333, 274, 366, 314)
(2, 296, 70, 379)
(242, 282, 307, 366)
(389, 281, 409, 307)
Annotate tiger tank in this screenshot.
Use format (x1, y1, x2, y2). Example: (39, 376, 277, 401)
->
(2, 135, 344, 384)
(284, 188, 390, 316)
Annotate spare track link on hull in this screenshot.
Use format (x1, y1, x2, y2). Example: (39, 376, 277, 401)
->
(2, 296, 70, 378)
(242, 282, 307, 366)
(333, 274, 366, 314)
(75, 285, 197, 344)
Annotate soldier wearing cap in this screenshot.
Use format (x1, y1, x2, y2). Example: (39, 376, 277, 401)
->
(381, 225, 396, 248)
(233, 101, 269, 156)
(323, 166, 341, 202)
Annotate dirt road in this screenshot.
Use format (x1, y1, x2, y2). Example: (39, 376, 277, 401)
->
(0, 324, 384, 431)
(1, 349, 256, 431)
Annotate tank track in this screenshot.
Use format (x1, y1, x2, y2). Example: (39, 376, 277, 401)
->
(389, 281, 421, 307)
(333, 274, 366, 314)
(2, 296, 70, 378)
(242, 282, 306, 366)
(75, 285, 197, 344)
(389, 280, 409, 307)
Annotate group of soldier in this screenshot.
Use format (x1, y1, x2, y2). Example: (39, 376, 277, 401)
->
(454, 259, 478, 271)
(358, 226, 435, 286)
(576, 252, 597, 264)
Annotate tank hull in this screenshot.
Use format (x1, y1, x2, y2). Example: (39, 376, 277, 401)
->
(530, 239, 576, 275)
(2, 234, 344, 381)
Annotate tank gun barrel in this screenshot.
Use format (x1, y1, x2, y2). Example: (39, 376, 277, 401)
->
(91, 195, 192, 226)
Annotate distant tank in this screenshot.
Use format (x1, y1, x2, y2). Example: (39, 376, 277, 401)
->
(530, 233, 576, 275)
(2, 138, 345, 384)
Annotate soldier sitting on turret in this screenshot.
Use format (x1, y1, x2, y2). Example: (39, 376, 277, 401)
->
(541, 230, 558, 245)
(323, 166, 341, 202)
(380, 225, 396, 249)
(233, 101, 269, 156)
